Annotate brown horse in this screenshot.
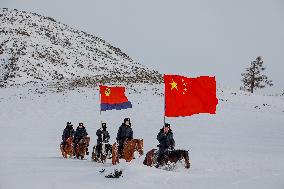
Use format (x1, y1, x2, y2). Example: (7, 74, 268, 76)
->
(60, 137, 73, 158)
(74, 136, 90, 160)
(143, 149, 158, 167)
(112, 139, 144, 165)
(143, 149, 191, 169)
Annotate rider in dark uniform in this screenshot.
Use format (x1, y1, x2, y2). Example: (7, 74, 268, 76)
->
(156, 123, 175, 168)
(61, 122, 74, 149)
(96, 122, 110, 157)
(73, 123, 89, 155)
(116, 118, 133, 158)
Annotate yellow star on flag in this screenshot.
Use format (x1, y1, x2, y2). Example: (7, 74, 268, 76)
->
(170, 80, 178, 90)
(182, 79, 188, 94)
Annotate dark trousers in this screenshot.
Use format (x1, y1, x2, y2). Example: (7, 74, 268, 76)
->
(118, 139, 125, 157)
(96, 143, 102, 156)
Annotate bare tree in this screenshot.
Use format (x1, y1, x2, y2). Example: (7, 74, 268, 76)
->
(241, 56, 273, 93)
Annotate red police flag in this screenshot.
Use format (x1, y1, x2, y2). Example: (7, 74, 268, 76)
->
(100, 85, 132, 111)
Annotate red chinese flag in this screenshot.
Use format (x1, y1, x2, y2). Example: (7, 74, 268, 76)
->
(164, 75, 218, 117)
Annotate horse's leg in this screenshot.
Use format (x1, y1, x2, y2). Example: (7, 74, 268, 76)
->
(63, 147, 68, 158)
(69, 147, 73, 158)
(68, 147, 73, 158)
(128, 142, 136, 162)
(60, 146, 64, 158)
(91, 148, 95, 161)
(124, 143, 131, 162)
(60, 145, 65, 158)
(112, 143, 119, 165)
(149, 149, 155, 166)
(63, 148, 67, 158)
(181, 151, 191, 169)
(145, 151, 152, 166)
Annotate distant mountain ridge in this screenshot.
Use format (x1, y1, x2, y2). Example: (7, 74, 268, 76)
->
(0, 8, 162, 87)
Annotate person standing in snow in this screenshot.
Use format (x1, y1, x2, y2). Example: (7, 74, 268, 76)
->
(156, 123, 175, 168)
(116, 118, 133, 158)
(73, 123, 89, 155)
(61, 122, 75, 149)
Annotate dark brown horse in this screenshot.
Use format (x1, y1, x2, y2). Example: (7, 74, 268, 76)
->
(74, 136, 90, 160)
(60, 137, 73, 158)
(143, 149, 190, 169)
(112, 139, 144, 165)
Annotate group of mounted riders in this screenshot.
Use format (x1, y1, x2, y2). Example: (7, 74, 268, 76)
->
(61, 118, 179, 168)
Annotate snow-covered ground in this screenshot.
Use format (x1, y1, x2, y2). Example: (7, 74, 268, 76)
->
(0, 84, 284, 189)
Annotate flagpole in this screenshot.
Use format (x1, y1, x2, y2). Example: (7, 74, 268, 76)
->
(99, 85, 102, 126)
(164, 75, 166, 129)
(164, 92, 166, 126)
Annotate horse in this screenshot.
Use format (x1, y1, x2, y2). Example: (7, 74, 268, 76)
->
(60, 136, 73, 158)
(112, 139, 144, 165)
(92, 141, 112, 163)
(74, 136, 90, 160)
(143, 149, 190, 169)
(124, 139, 143, 162)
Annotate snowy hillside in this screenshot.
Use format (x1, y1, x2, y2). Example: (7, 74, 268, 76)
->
(0, 84, 284, 189)
(0, 8, 162, 87)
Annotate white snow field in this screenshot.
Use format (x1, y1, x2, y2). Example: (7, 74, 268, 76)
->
(0, 84, 284, 189)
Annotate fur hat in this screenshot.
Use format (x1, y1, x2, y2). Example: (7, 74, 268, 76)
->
(164, 123, 170, 128)
(79, 123, 84, 127)
(124, 118, 130, 123)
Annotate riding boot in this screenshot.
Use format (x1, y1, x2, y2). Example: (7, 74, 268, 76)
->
(118, 140, 124, 158)
(118, 148, 124, 158)
(86, 148, 89, 155)
(96, 144, 101, 158)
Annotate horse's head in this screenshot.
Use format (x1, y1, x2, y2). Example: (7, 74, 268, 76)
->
(85, 136, 90, 144)
(81, 136, 90, 145)
(66, 137, 73, 144)
(182, 150, 190, 169)
(79, 138, 84, 144)
(134, 139, 143, 156)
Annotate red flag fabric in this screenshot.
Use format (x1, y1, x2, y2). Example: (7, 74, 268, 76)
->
(164, 75, 218, 117)
(99, 85, 132, 111)
(100, 85, 129, 104)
